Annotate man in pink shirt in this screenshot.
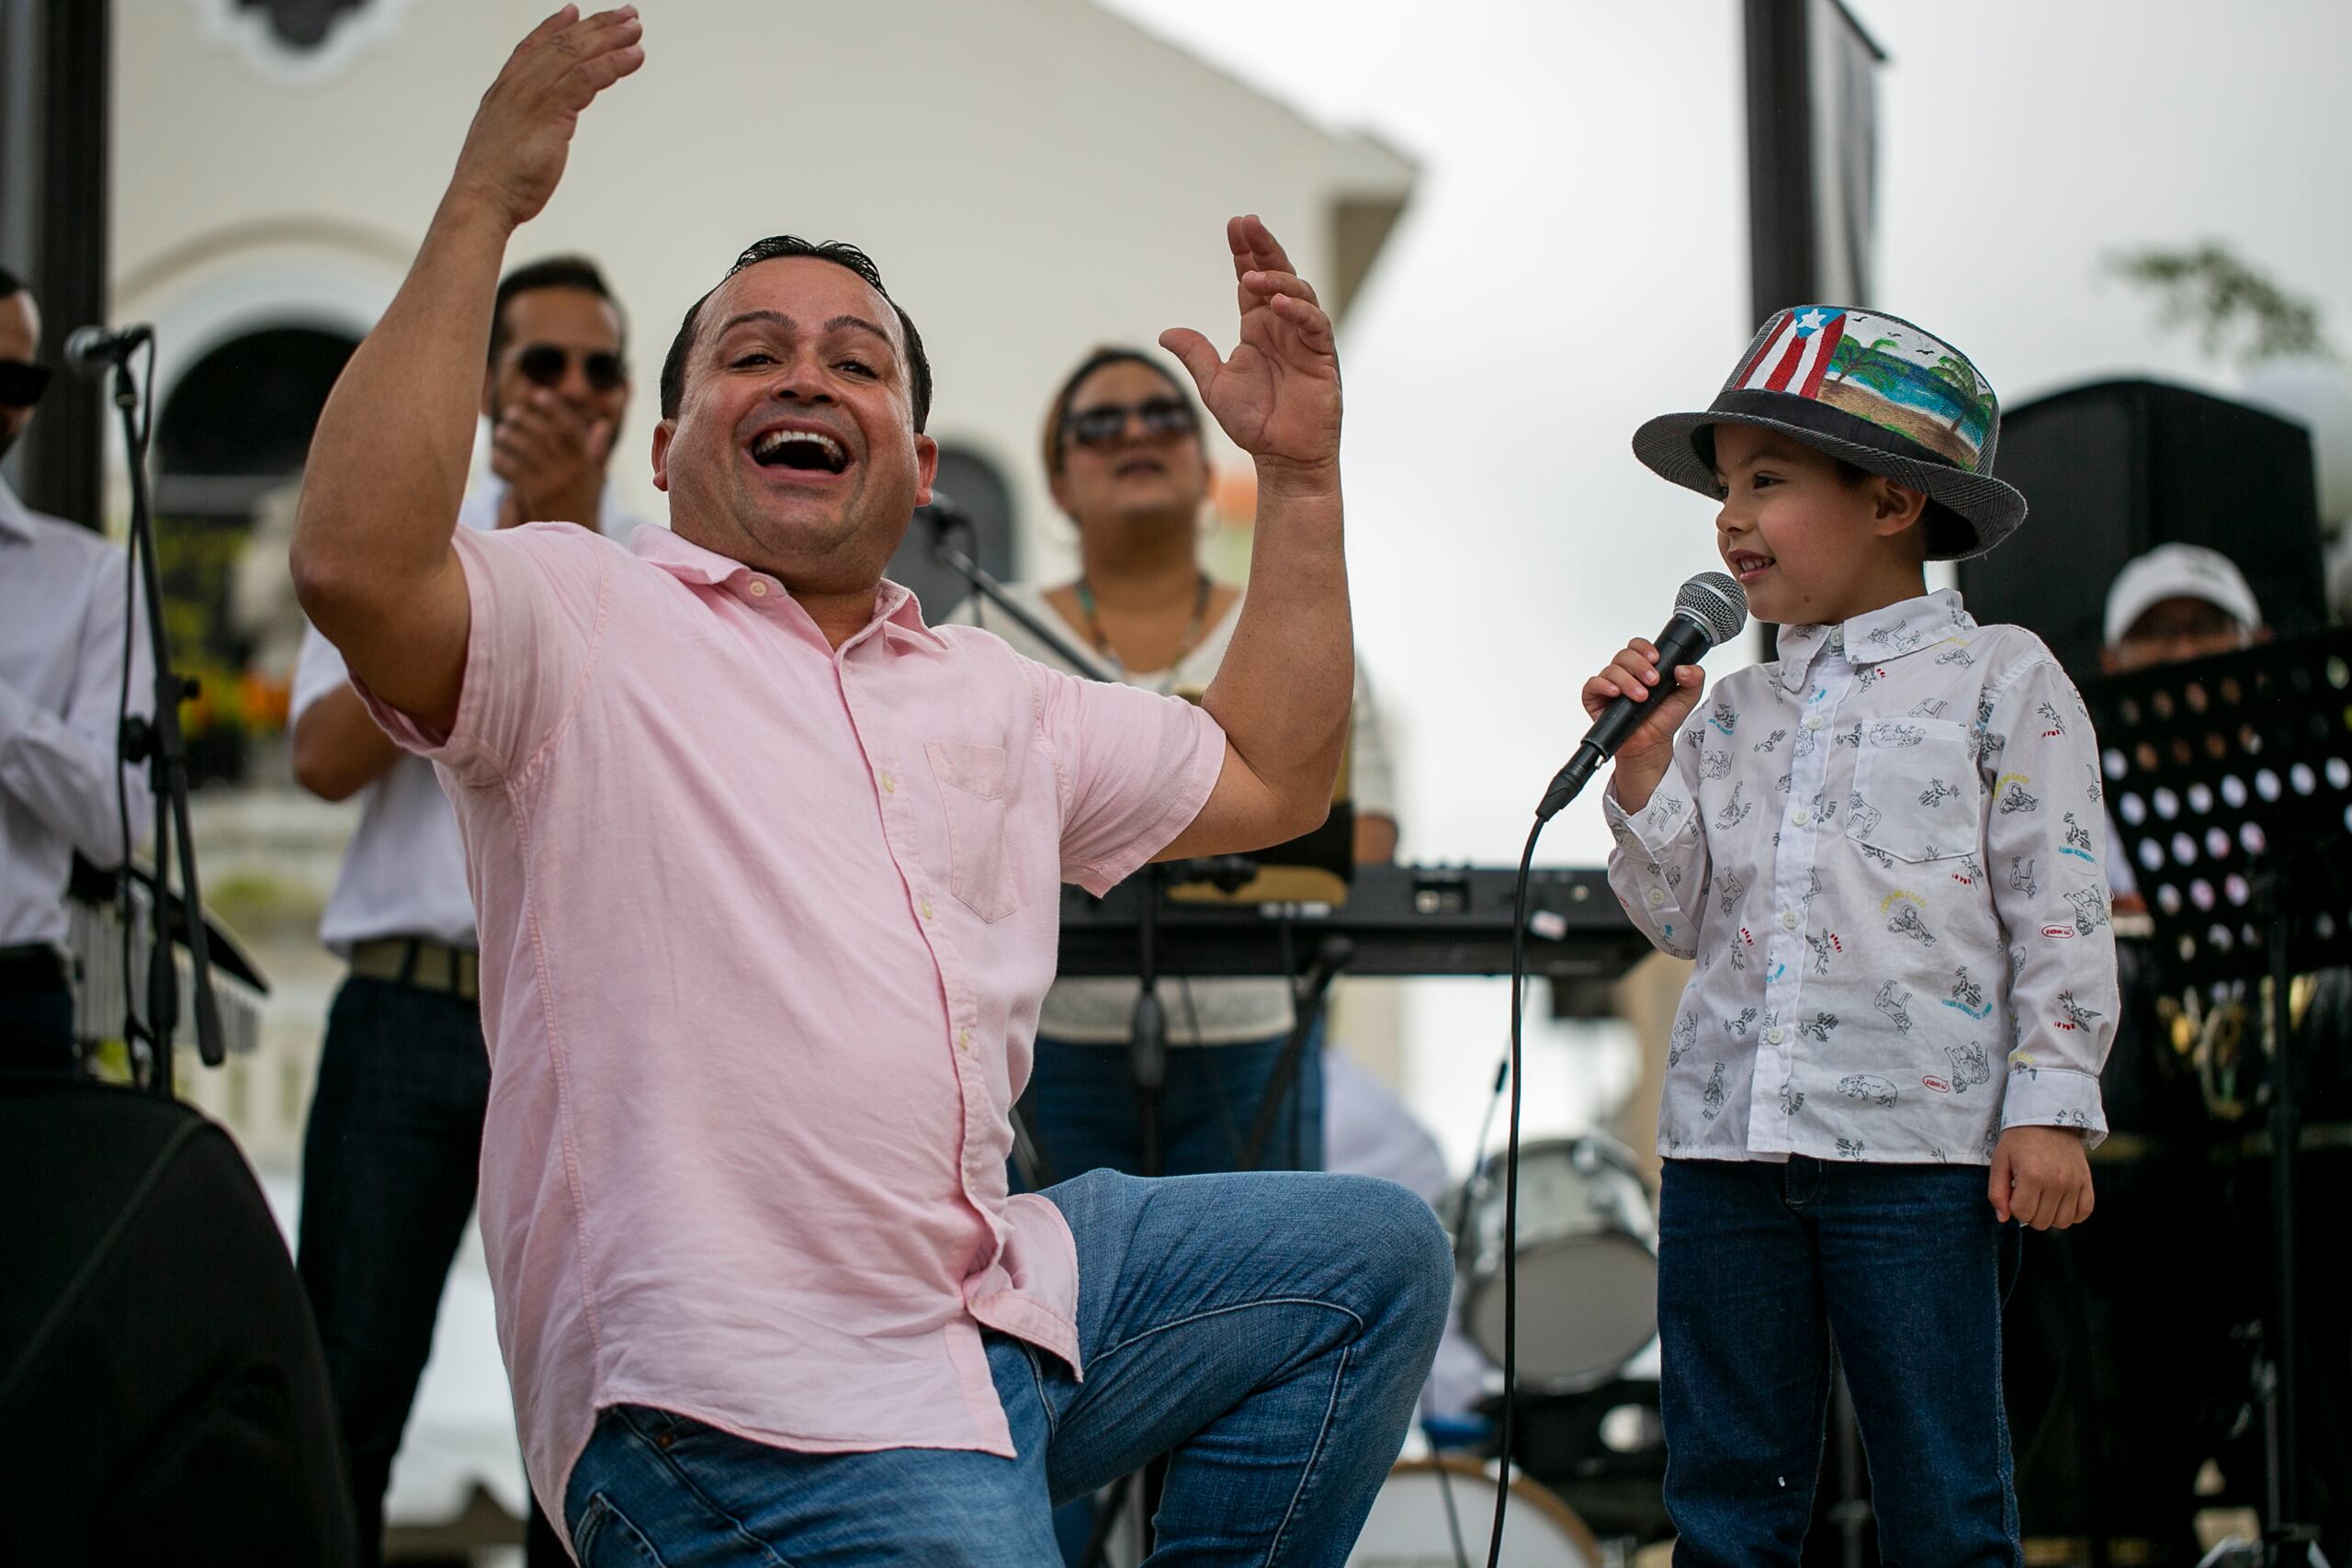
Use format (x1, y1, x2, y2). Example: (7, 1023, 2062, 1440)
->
(288, 10, 1449, 1565)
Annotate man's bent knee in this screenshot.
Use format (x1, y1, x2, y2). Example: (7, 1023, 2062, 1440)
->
(1320, 1174, 1453, 1345)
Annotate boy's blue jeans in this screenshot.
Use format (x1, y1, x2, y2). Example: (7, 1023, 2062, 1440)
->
(1657, 1156, 2023, 1568)
(560, 1168, 1452, 1566)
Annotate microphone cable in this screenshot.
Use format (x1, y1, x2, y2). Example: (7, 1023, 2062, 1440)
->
(1439, 1047, 1510, 1568)
(1483, 810, 1547, 1568)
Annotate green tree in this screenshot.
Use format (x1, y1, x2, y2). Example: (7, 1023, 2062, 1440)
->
(1827, 333, 1896, 385)
(1930, 355, 1984, 434)
(2110, 242, 2335, 367)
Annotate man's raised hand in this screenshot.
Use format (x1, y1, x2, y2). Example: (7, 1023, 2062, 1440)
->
(449, 6, 644, 233)
(1160, 216, 1342, 483)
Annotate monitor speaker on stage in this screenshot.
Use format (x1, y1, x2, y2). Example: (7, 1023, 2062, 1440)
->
(1957, 378, 2329, 682)
(0, 1078, 354, 1566)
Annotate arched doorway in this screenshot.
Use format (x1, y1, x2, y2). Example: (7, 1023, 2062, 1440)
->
(153, 324, 357, 785)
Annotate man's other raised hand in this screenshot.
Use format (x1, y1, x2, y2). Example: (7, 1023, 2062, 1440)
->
(1159, 216, 1342, 487)
(449, 6, 645, 233)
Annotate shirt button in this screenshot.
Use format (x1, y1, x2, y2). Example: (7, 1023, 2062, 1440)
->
(748, 580, 768, 597)
(1645, 887, 1668, 908)
(1765, 1026, 1787, 1045)
(1792, 808, 1812, 827)
(957, 1028, 971, 1053)
(881, 773, 896, 795)
(1804, 714, 1826, 731)
(921, 896, 935, 920)
(1780, 910, 1799, 931)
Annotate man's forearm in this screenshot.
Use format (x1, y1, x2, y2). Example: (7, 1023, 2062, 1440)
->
(1202, 468, 1351, 827)
(290, 190, 511, 635)
(290, 686, 405, 802)
(0, 678, 141, 864)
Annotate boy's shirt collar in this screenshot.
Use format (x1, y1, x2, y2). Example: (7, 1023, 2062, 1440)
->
(1770, 587, 1975, 692)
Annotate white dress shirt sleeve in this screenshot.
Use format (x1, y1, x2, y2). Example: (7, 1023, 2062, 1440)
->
(289, 618, 354, 728)
(1602, 724, 1711, 962)
(1980, 659, 2116, 1145)
(0, 544, 153, 865)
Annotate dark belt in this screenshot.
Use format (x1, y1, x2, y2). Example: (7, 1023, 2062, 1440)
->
(348, 938, 481, 1002)
(0, 943, 67, 989)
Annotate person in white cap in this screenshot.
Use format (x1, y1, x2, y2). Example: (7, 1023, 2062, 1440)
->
(2078, 545, 2352, 1563)
(2099, 542, 2267, 676)
(2098, 543, 2267, 918)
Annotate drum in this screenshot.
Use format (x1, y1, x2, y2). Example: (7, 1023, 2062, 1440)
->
(1455, 1136, 1658, 1392)
(1344, 1458, 1601, 1568)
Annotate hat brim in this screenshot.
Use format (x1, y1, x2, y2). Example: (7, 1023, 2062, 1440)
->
(1633, 408, 2028, 562)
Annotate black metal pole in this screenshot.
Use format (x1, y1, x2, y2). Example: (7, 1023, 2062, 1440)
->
(2262, 874, 2301, 1532)
(1742, 0, 1811, 667)
(1743, 0, 1816, 332)
(14, 0, 107, 529)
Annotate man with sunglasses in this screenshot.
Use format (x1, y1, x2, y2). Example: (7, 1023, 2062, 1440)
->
(286, 250, 646, 1568)
(0, 264, 154, 1072)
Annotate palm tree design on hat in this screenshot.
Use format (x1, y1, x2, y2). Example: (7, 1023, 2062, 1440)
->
(1930, 354, 1997, 438)
(1827, 333, 1898, 385)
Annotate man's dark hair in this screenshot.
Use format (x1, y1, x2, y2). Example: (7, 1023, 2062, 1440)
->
(491, 254, 626, 362)
(658, 237, 932, 433)
(0, 265, 26, 300)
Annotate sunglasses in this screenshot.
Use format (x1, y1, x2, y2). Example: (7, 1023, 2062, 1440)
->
(0, 360, 51, 410)
(513, 343, 628, 393)
(1063, 397, 1197, 448)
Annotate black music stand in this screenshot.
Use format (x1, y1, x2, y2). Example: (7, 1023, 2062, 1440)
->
(2085, 628, 2352, 1566)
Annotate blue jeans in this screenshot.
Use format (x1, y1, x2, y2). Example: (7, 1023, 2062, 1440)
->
(295, 973, 567, 1568)
(1020, 1021, 1327, 1185)
(1657, 1157, 2023, 1568)
(1019, 1023, 1328, 1562)
(561, 1167, 1452, 1566)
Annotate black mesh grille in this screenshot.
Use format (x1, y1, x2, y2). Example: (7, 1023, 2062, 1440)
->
(1676, 572, 1748, 645)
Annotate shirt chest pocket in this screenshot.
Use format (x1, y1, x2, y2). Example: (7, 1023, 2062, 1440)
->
(926, 740, 1023, 923)
(1844, 718, 1981, 863)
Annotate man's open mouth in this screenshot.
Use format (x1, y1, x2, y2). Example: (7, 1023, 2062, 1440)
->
(1727, 549, 1775, 581)
(750, 427, 850, 476)
(1114, 456, 1166, 478)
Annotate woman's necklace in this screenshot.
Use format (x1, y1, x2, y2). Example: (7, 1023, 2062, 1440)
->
(1073, 570, 1214, 674)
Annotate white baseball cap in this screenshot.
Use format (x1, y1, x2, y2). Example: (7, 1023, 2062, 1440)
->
(2103, 543, 2264, 647)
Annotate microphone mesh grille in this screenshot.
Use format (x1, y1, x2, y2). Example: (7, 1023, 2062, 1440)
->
(1676, 571, 1749, 646)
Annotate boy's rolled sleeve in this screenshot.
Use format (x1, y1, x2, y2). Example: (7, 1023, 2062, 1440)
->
(1603, 727, 1710, 961)
(1980, 660, 2118, 1146)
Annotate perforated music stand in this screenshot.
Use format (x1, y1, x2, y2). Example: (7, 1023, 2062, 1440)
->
(2084, 627, 2352, 1564)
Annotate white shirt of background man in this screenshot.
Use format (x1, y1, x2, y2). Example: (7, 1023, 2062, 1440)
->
(0, 478, 153, 948)
(289, 477, 647, 955)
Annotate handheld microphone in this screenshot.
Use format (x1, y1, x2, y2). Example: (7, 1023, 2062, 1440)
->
(1536, 570, 1747, 820)
(62, 323, 153, 378)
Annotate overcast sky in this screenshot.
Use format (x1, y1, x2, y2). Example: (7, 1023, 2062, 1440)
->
(1092, 0, 2352, 1159)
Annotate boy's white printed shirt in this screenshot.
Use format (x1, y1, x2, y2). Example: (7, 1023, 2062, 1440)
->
(1605, 590, 2118, 1165)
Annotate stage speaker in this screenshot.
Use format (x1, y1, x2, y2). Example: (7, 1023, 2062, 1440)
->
(0, 1077, 354, 1566)
(1957, 378, 2328, 682)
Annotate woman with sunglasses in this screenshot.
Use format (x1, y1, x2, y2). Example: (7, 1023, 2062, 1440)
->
(956, 345, 1399, 1190)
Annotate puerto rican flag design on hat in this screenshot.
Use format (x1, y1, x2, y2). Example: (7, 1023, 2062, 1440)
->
(1734, 307, 1848, 400)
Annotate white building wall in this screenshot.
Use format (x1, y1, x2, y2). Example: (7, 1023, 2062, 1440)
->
(113, 0, 1413, 574)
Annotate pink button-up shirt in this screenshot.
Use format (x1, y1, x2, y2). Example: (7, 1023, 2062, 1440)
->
(361, 521, 1225, 1525)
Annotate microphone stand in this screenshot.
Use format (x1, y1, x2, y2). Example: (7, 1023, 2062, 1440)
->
(919, 499, 1117, 683)
(109, 346, 225, 1088)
